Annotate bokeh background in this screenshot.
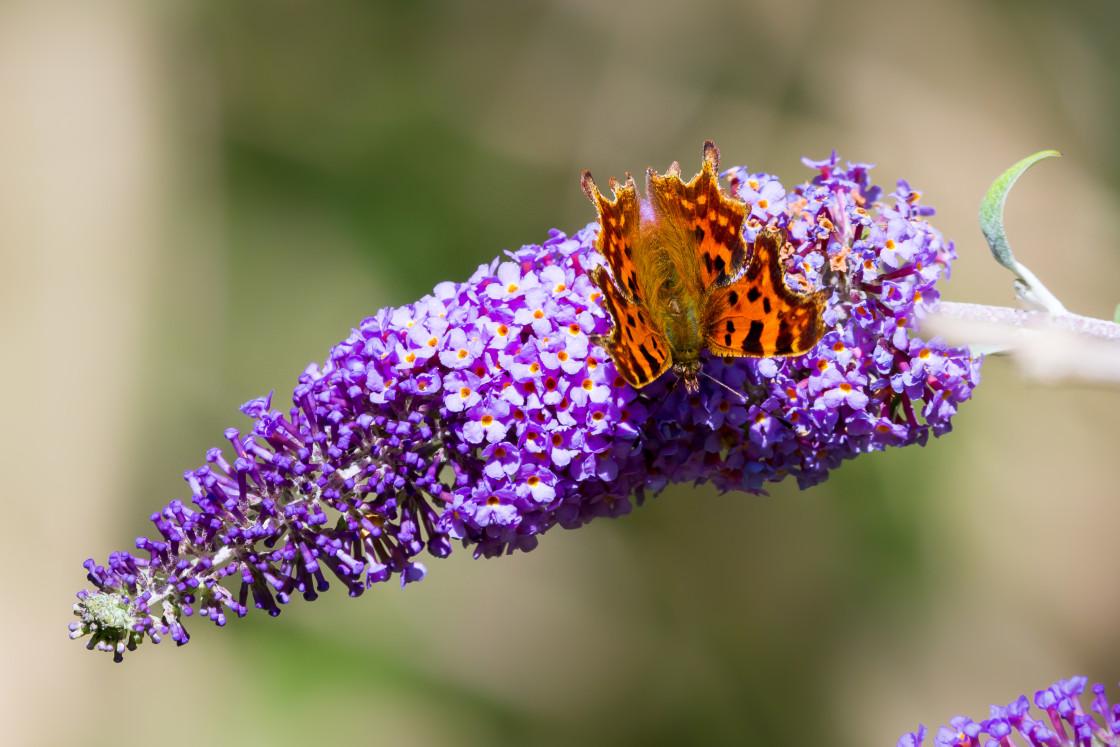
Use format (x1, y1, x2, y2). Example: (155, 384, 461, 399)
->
(4, 1, 1120, 744)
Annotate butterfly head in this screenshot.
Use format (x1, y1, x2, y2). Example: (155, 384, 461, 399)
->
(672, 359, 701, 395)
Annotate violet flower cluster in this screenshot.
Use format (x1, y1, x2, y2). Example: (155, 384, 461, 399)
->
(71, 152, 982, 660)
(898, 676, 1120, 747)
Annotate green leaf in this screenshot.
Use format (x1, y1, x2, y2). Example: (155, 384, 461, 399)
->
(978, 150, 1061, 272)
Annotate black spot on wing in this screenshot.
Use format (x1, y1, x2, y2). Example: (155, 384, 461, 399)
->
(614, 345, 636, 381)
(628, 354, 650, 385)
(638, 343, 661, 373)
(725, 320, 735, 333)
(775, 320, 794, 355)
(743, 320, 764, 354)
(747, 287, 761, 303)
(744, 259, 764, 282)
(763, 297, 772, 314)
(728, 290, 739, 306)
(724, 333, 732, 346)
(797, 316, 822, 352)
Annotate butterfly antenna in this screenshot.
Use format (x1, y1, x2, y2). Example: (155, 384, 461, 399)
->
(698, 370, 801, 431)
(698, 370, 747, 403)
(761, 408, 795, 431)
(646, 379, 676, 420)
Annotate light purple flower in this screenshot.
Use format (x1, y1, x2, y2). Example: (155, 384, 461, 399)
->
(461, 400, 512, 444)
(899, 676, 1120, 747)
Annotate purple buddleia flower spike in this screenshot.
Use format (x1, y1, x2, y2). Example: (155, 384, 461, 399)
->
(71, 153, 983, 660)
(901, 676, 1120, 746)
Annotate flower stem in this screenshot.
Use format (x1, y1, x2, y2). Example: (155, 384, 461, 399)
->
(937, 301, 1120, 342)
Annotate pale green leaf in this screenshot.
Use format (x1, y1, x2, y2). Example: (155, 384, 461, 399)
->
(979, 150, 1061, 272)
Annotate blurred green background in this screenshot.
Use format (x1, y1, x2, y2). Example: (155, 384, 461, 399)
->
(5, 1, 1120, 744)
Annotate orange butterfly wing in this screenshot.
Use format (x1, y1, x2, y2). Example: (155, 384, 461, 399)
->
(581, 170, 672, 387)
(580, 170, 644, 303)
(703, 226, 826, 357)
(588, 265, 671, 387)
(646, 140, 748, 289)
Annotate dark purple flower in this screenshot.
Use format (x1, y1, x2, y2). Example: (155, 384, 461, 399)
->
(71, 152, 982, 660)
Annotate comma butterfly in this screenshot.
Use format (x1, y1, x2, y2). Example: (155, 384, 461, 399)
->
(581, 140, 826, 394)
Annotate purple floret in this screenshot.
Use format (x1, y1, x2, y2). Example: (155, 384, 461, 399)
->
(72, 153, 982, 659)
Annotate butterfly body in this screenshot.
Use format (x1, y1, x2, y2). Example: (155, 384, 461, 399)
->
(642, 239, 706, 384)
(582, 141, 826, 394)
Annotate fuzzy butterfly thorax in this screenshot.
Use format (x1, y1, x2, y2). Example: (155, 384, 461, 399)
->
(581, 140, 827, 395)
